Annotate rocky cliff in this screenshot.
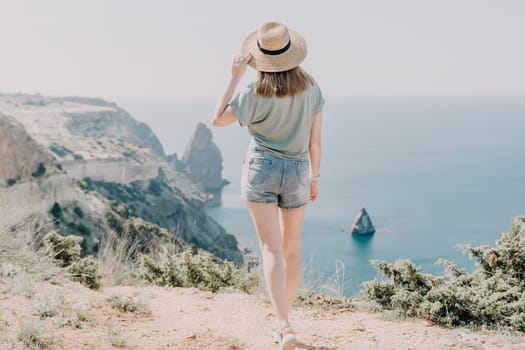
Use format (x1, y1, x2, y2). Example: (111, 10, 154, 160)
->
(0, 111, 110, 252)
(0, 113, 61, 185)
(173, 123, 229, 207)
(82, 171, 241, 263)
(67, 105, 165, 157)
(0, 94, 242, 265)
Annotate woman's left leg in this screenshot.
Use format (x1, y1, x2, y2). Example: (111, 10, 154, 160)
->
(279, 205, 307, 315)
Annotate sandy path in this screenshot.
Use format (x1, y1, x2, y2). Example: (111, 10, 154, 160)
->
(1, 281, 525, 350)
(114, 286, 525, 350)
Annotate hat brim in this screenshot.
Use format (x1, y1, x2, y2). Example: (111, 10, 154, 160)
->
(241, 29, 307, 73)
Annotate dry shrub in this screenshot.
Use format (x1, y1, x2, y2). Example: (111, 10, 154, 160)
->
(106, 295, 151, 315)
(290, 257, 354, 311)
(96, 229, 143, 286)
(31, 288, 65, 319)
(17, 320, 54, 349)
(106, 327, 127, 348)
(10, 270, 36, 298)
(1, 218, 64, 281)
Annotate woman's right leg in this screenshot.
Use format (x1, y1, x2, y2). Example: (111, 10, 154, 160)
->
(246, 201, 289, 328)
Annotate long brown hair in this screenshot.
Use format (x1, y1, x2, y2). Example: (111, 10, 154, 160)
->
(256, 66, 315, 98)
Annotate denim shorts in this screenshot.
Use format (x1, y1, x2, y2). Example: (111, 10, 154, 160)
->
(240, 144, 310, 209)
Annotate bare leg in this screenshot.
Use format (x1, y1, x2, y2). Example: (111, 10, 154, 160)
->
(247, 201, 289, 328)
(279, 205, 307, 315)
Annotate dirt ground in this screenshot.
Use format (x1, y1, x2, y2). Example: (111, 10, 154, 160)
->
(1, 279, 524, 350)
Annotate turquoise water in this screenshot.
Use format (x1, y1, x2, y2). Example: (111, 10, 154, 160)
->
(116, 96, 525, 296)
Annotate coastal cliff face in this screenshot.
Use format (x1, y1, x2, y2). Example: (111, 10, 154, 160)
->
(0, 112, 110, 253)
(66, 105, 165, 158)
(0, 94, 162, 183)
(0, 94, 242, 265)
(0, 113, 61, 184)
(82, 171, 241, 263)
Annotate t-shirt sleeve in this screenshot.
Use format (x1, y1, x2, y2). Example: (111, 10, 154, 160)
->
(229, 85, 257, 127)
(314, 83, 325, 114)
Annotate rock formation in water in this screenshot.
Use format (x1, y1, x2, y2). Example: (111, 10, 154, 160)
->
(0, 94, 243, 265)
(351, 208, 376, 235)
(178, 122, 229, 207)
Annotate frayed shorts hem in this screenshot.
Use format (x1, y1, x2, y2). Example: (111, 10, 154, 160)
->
(240, 195, 276, 204)
(243, 198, 277, 205)
(279, 202, 309, 210)
(241, 196, 309, 210)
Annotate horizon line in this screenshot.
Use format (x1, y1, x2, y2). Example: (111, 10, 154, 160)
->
(1, 91, 525, 102)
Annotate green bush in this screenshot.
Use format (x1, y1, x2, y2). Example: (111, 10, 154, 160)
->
(363, 215, 525, 331)
(73, 206, 84, 218)
(49, 203, 63, 224)
(76, 180, 87, 191)
(140, 248, 259, 293)
(110, 201, 130, 219)
(31, 163, 46, 178)
(106, 295, 151, 315)
(69, 256, 101, 290)
(293, 288, 354, 311)
(146, 178, 165, 196)
(43, 230, 82, 267)
(43, 230, 101, 289)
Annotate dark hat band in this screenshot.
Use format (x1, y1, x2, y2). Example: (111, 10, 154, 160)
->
(257, 39, 291, 56)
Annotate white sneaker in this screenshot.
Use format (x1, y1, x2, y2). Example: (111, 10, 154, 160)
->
(277, 324, 297, 350)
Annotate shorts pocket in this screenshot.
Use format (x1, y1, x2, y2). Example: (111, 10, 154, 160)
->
(248, 157, 272, 185)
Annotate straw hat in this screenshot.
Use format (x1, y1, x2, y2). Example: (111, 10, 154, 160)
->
(241, 22, 307, 73)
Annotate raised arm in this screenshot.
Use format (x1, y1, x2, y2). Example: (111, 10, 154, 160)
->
(308, 111, 322, 203)
(211, 54, 251, 127)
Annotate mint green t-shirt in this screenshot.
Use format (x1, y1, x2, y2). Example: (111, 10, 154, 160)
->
(229, 82, 325, 160)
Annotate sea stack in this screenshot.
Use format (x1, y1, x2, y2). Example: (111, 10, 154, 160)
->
(351, 208, 376, 235)
(181, 122, 228, 207)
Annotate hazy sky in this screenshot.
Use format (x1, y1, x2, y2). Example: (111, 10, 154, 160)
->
(1, 0, 524, 98)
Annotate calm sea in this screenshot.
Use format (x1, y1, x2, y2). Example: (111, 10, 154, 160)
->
(115, 95, 525, 296)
